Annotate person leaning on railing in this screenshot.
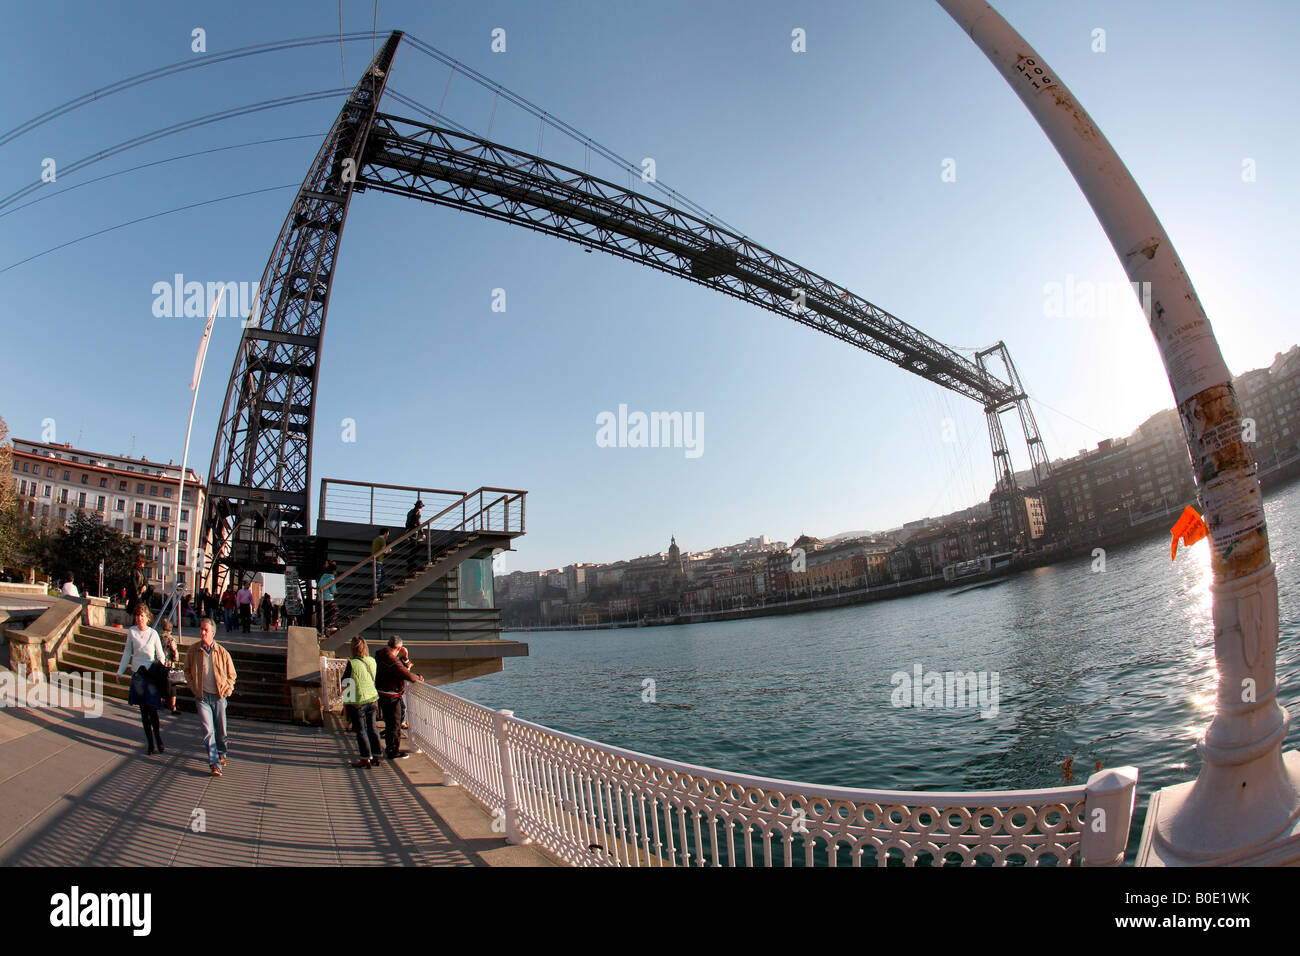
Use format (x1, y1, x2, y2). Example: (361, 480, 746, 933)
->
(375, 636, 424, 759)
(342, 636, 382, 768)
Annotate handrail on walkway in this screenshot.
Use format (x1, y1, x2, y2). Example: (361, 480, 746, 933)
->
(389, 683, 1138, 868)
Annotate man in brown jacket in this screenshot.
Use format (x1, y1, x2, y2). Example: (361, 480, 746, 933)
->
(185, 617, 238, 776)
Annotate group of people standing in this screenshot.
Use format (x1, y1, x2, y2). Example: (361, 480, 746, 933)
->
(191, 584, 301, 634)
(115, 610, 236, 775)
(341, 635, 424, 766)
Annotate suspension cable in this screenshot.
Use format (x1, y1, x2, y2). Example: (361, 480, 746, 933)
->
(0, 133, 321, 221)
(0, 183, 299, 276)
(0, 32, 379, 147)
(0, 89, 348, 210)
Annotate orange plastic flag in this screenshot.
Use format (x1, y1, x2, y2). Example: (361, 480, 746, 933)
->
(1170, 505, 1208, 560)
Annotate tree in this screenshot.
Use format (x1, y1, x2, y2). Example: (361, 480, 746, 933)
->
(38, 510, 139, 597)
(0, 415, 36, 578)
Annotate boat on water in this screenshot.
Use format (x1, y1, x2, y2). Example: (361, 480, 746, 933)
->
(941, 551, 1015, 586)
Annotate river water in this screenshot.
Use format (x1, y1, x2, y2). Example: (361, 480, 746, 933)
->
(460, 480, 1300, 857)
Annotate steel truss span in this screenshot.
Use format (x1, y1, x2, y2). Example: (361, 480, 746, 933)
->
(202, 30, 1042, 583)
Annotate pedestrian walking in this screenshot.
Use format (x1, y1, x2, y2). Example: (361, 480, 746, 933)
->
(403, 499, 425, 575)
(157, 617, 181, 714)
(259, 592, 273, 631)
(371, 528, 390, 598)
(220, 586, 237, 632)
(341, 636, 381, 768)
(184, 617, 238, 776)
(236, 580, 254, 634)
(376, 636, 424, 759)
(127, 553, 148, 617)
(317, 561, 339, 634)
(115, 605, 169, 755)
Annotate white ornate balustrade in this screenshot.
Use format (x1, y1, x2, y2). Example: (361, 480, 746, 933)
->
(396, 683, 1139, 867)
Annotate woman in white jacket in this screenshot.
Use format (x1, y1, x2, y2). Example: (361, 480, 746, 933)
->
(116, 605, 168, 754)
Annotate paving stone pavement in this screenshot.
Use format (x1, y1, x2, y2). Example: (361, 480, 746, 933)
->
(0, 695, 503, 866)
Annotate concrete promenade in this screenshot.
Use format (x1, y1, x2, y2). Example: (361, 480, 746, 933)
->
(0, 693, 554, 867)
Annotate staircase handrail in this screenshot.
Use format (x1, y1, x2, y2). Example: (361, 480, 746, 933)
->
(317, 486, 525, 635)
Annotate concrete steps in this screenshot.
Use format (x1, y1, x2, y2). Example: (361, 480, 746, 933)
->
(57, 624, 293, 722)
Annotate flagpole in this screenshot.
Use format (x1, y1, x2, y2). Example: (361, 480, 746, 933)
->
(174, 288, 225, 641)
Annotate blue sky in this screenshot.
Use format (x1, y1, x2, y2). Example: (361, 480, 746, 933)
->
(1, 0, 1296, 572)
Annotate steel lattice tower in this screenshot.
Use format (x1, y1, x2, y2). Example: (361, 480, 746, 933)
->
(203, 33, 402, 585)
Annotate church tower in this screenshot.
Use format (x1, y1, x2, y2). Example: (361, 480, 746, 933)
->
(668, 535, 683, 575)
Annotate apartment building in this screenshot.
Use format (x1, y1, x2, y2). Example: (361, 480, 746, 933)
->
(9, 439, 209, 592)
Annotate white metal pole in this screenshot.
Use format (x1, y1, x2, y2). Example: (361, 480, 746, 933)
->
(936, 0, 1296, 865)
(174, 288, 225, 641)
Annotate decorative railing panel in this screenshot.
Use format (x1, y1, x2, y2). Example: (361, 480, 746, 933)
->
(403, 684, 1138, 867)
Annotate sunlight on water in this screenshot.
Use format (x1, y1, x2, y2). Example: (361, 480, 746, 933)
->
(460, 482, 1300, 860)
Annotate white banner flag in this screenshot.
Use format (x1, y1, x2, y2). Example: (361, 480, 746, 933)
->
(190, 287, 225, 390)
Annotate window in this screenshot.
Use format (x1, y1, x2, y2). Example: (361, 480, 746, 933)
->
(99, 477, 107, 487)
(43, 484, 51, 497)
(160, 527, 169, 542)
(160, 506, 170, 522)
(114, 519, 124, 531)
(163, 488, 172, 498)
(75, 492, 85, 508)
(136, 484, 144, 494)
(182, 490, 192, 502)
(134, 503, 143, 518)
(116, 499, 125, 511)
(80, 474, 88, 484)
(145, 545, 153, 560)
(150, 485, 158, 497)
(180, 508, 190, 523)
(59, 489, 68, 503)
(21, 462, 28, 472)
(179, 529, 188, 542)
(147, 504, 157, 520)
(62, 471, 69, 481)
(146, 526, 155, 541)
(46, 467, 54, 477)
(132, 522, 141, 538)
(118, 480, 127, 491)
(96, 495, 106, 510)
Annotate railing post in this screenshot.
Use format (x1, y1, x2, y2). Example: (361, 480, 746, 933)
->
(1079, 766, 1139, 866)
(433, 697, 457, 786)
(494, 709, 527, 845)
(370, 485, 375, 525)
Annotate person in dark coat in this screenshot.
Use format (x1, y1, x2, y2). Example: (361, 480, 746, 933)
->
(375, 636, 424, 759)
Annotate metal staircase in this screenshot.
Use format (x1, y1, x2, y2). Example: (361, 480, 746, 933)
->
(318, 487, 525, 652)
